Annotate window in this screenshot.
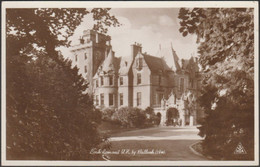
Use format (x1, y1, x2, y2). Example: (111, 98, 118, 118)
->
(137, 92, 141, 106)
(109, 94, 114, 106)
(180, 78, 184, 93)
(96, 95, 99, 105)
(75, 55, 78, 62)
(100, 93, 104, 106)
(109, 76, 113, 85)
(137, 73, 141, 84)
(84, 65, 87, 73)
(96, 80, 99, 88)
(100, 76, 104, 86)
(120, 93, 123, 106)
(190, 78, 194, 88)
(120, 77, 123, 85)
(84, 53, 87, 60)
(156, 93, 163, 106)
(136, 58, 143, 70)
(139, 58, 143, 67)
(159, 75, 161, 86)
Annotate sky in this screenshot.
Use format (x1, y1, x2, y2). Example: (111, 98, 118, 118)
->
(61, 8, 198, 60)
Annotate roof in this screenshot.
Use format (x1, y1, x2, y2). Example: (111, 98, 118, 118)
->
(94, 49, 121, 78)
(181, 59, 190, 69)
(143, 54, 165, 72)
(102, 49, 115, 72)
(102, 49, 121, 73)
(119, 56, 133, 75)
(155, 47, 181, 72)
(171, 48, 182, 71)
(114, 57, 121, 72)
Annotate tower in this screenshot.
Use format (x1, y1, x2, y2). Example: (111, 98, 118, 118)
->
(70, 29, 111, 94)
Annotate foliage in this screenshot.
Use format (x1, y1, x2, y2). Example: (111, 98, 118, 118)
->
(111, 107, 129, 127)
(100, 107, 116, 121)
(144, 107, 160, 126)
(111, 107, 147, 128)
(6, 8, 119, 160)
(128, 108, 147, 128)
(178, 8, 254, 160)
(7, 53, 101, 160)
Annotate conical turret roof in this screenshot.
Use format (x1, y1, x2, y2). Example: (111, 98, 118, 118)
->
(102, 49, 115, 72)
(155, 44, 181, 72)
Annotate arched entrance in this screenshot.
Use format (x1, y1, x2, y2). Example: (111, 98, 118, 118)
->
(156, 112, 162, 126)
(166, 108, 179, 126)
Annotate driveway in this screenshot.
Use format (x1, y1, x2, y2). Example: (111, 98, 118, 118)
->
(104, 126, 208, 160)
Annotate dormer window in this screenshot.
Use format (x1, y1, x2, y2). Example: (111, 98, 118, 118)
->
(136, 58, 143, 70)
(75, 55, 78, 62)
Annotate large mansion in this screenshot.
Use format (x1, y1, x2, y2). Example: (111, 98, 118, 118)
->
(70, 29, 204, 126)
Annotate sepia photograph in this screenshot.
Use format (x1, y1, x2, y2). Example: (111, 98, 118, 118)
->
(1, 1, 259, 166)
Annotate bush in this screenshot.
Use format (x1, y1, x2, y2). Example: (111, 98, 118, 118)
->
(144, 107, 160, 126)
(100, 107, 115, 121)
(111, 107, 146, 128)
(128, 107, 146, 128)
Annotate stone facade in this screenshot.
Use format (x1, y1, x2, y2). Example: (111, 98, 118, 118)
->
(70, 29, 203, 126)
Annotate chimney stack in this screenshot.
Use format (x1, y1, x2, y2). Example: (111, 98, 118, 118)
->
(131, 42, 142, 59)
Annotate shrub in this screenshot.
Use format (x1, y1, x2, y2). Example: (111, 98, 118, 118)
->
(144, 107, 160, 126)
(100, 107, 115, 121)
(112, 107, 147, 128)
(128, 107, 146, 128)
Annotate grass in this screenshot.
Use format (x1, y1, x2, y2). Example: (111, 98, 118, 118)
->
(191, 141, 213, 160)
(191, 141, 204, 155)
(97, 120, 138, 136)
(97, 120, 157, 136)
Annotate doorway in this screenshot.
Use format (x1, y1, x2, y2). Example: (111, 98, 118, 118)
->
(166, 108, 179, 126)
(156, 112, 161, 125)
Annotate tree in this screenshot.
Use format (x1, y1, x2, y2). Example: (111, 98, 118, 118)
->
(6, 8, 119, 160)
(178, 8, 254, 160)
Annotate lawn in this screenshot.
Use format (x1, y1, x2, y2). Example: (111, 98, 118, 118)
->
(97, 121, 138, 136)
(97, 120, 157, 136)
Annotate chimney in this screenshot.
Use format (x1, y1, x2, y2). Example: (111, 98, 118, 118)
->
(195, 57, 198, 63)
(131, 42, 142, 59)
(181, 59, 185, 69)
(79, 36, 84, 44)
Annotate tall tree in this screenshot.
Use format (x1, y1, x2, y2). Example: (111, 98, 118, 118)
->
(6, 8, 119, 160)
(178, 8, 254, 160)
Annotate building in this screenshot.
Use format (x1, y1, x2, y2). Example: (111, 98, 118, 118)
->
(70, 29, 203, 126)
